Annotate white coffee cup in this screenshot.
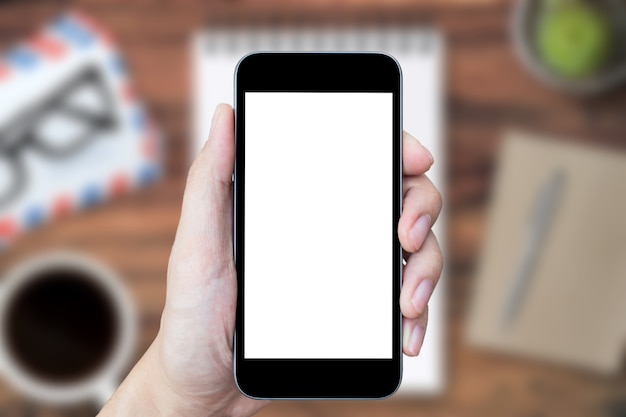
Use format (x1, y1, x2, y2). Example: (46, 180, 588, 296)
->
(0, 251, 137, 406)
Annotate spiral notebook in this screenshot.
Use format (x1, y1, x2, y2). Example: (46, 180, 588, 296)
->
(191, 28, 445, 395)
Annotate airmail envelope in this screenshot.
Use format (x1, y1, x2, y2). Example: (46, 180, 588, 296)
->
(0, 11, 161, 247)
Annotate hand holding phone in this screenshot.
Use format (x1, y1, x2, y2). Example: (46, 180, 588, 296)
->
(99, 55, 443, 413)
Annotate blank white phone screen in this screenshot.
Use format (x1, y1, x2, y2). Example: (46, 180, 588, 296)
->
(244, 92, 393, 359)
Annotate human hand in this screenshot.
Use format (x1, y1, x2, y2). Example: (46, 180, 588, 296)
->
(398, 131, 443, 356)
(98, 103, 442, 416)
(99, 104, 265, 417)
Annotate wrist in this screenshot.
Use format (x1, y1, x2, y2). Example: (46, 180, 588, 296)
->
(98, 331, 268, 417)
(98, 339, 209, 417)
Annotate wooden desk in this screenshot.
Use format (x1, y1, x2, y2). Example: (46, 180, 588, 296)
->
(0, 0, 625, 415)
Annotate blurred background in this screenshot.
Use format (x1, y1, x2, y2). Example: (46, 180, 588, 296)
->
(1, 0, 626, 416)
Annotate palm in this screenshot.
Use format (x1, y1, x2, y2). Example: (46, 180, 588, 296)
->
(155, 104, 265, 414)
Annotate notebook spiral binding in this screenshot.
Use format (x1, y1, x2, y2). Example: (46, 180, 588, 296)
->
(202, 28, 440, 56)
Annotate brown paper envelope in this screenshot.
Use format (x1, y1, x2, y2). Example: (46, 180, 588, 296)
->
(467, 130, 626, 374)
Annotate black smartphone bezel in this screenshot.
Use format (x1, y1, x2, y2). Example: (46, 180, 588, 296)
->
(234, 53, 403, 399)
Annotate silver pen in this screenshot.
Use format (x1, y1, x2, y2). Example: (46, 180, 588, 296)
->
(500, 168, 567, 328)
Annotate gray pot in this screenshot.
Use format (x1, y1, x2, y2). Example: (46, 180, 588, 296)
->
(511, 0, 626, 94)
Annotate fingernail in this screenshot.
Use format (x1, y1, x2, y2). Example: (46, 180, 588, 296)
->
(408, 324, 424, 356)
(211, 105, 223, 130)
(402, 320, 412, 351)
(424, 146, 434, 165)
(411, 279, 433, 316)
(409, 214, 431, 250)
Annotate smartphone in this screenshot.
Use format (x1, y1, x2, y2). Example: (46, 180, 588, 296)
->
(233, 53, 402, 399)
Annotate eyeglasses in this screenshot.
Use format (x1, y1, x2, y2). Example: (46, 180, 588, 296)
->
(0, 66, 116, 208)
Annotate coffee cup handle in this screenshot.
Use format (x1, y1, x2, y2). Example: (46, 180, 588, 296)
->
(94, 379, 120, 409)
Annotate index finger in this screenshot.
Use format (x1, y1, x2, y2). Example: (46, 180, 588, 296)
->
(403, 131, 434, 176)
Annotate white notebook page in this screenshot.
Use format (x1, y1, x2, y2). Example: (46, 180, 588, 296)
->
(191, 28, 445, 395)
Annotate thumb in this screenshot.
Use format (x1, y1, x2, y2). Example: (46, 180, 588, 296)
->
(168, 104, 235, 297)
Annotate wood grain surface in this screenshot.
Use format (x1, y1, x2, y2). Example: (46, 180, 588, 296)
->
(0, 0, 625, 415)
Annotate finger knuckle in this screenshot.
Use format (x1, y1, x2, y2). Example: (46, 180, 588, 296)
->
(432, 188, 443, 216)
(186, 159, 208, 188)
(430, 246, 444, 278)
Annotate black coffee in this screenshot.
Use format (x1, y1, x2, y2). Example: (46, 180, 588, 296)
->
(3, 268, 119, 383)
